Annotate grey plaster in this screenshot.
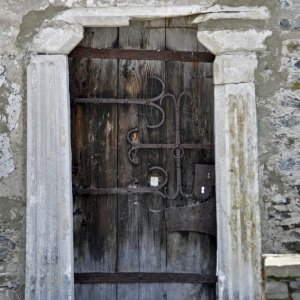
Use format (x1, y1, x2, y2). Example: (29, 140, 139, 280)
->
(0, 134, 14, 179)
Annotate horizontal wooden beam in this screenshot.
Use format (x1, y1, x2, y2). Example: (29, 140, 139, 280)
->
(69, 47, 215, 62)
(75, 272, 217, 284)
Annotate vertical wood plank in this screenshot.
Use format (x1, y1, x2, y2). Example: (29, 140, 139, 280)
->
(165, 17, 216, 300)
(117, 20, 167, 300)
(70, 28, 119, 300)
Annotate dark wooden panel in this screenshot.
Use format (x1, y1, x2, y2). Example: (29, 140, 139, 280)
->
(75, 273, 217, 284)
(117, 20, 167, 300)
(165, 201, 216, 236)
(165, 17, 216, 300)
(70, 27, 119, 300)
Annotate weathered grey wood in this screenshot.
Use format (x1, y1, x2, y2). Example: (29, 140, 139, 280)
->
(117, 20, 167, 300)
(165, 17, 216, 300)
(71, 27, 119, 300)
(117, 23, 143, 300)
(71, 20, 215, 300)
(165, 201, 216, 236)
(75, 284, 116, 300)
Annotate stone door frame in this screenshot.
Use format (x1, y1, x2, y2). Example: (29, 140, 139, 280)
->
(25, 5, 271, 299)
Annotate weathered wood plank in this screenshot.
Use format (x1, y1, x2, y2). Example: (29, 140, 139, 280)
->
(117, 24, 142, 300)
(70, 27, 119, 300)
(117, 20, 167, 300)
(75, 284, 116, 300)
(165, 17, 216, 300)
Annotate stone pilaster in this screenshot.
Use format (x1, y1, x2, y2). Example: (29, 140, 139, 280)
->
(198, 30, 271, 299)
(214, 83, 262, 299)
(26, 55, 73, 300)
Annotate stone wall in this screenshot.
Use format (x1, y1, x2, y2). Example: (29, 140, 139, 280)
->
(259, 0, 300, 255)
(264, 255, 300, 300)
(0, 0, 299, 299)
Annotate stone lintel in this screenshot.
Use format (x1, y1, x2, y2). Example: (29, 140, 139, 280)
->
(215, 83, 262, 299)
(30, 4, 219, 54)
(197, 29, 272, 55)
(193, 10, 269, 23)
(192, 6, 269, 23)
(26, 55, 73, 300)
(54, 4, 215, 24)
(200, 4, 269, 13)
(214, 54, 258, 84)
(68, 16, 130, 27)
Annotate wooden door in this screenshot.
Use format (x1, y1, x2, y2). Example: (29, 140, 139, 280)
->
(70, 19, 216, 300)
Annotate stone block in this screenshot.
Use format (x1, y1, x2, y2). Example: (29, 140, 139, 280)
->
(0, 133, 15, 179)
(197, 29, 272, 54)
(291, 280, 300, 290)
(264, 254, 300, 278)
(282, 39, 300, 57)
(0, 236, 15, 261)
(30, 21, 83, 54)
(192, 6, 270, 23)
(214, 54, 257, 84)
(54, 5, 215, 24)
(266, 281, 289, 299)
(292, 293, 300, 300)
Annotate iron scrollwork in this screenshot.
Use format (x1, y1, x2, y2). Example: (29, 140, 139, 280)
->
(74, 76, 214, 199)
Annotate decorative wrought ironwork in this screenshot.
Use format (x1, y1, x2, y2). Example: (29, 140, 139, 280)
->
(73, 76, 214, 199)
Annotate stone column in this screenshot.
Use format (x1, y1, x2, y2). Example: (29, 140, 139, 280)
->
(197, 30, 271, 299)
(26, 55, 73, 300)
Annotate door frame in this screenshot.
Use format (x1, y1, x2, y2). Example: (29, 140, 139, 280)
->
(25, 5, 271, 299)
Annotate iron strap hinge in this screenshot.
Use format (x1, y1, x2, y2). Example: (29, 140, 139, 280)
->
(75, 272, 217, 284)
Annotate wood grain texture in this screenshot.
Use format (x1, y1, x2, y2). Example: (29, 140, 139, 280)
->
(71, 27, 119, 300)
(165, 17, 216, 300)
(70, 18, 216, 300)
(117, 20, 167, 300)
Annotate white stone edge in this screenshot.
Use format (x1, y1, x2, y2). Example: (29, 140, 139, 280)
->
(53, 5, 215, 22)
(263, 254, 300, 267)
(197, 29, 272, 55)
(192, 6, 269, 23)
(213, 53, 258, 84)
(201, 5, 269, 13)
(25, 55, 74, 300)
(192, 11, 270, 23)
